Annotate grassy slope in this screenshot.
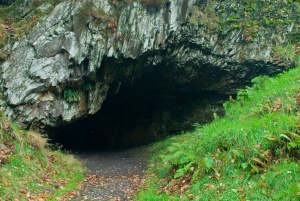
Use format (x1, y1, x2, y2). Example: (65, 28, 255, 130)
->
(0, 116, 85, 200)
(138, 66, 300, 200)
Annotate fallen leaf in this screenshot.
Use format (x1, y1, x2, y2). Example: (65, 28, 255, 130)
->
(188, 194, 194, 199)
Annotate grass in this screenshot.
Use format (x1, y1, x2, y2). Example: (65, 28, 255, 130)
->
(137, 66, 300, 200)
(0, 116, 85, 200)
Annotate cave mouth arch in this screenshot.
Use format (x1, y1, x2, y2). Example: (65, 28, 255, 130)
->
(48, 68, 227, 151)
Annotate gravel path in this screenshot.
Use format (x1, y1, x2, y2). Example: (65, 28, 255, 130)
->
(69, 146, 149, 201)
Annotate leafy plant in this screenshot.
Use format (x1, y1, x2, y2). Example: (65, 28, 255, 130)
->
(159, 141, 197, 179)
(279, 130, 300, 151)
(83, 83, 93, 91)
(63, 88, 81, 102)
(203, 154, 214, 171)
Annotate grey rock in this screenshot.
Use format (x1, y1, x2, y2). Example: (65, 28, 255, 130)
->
(0, 0, 298, 131)
(0, 144, 8, 151)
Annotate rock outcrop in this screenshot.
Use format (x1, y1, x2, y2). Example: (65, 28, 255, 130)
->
(0, 0, 15, 6)
(0, 0, 299, 135)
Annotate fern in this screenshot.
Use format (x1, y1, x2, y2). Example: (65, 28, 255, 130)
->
(63, 88, 81, 102)
(251, 76, 269, 90)
(203, 155, 214, 171)
(162, 141, 198, 179)
(174, 162, 193, 178)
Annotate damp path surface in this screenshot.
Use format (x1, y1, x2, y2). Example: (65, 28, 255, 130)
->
(69, 146, 150, 201)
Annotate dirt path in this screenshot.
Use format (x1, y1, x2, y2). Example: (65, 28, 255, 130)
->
(69, 146, 149, 201)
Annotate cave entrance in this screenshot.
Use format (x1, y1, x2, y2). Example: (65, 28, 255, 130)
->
(48, 67, 227, 151)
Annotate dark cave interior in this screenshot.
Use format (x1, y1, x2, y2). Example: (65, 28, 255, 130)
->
(48, 68, 227, 151)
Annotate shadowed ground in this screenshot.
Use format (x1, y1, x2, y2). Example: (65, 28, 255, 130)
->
(69, 146, 149, 201)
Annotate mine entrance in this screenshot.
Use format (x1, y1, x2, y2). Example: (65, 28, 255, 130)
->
(48, 68, 227, 151)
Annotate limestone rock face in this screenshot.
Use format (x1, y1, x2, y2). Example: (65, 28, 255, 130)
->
(0, 0, 298, 130)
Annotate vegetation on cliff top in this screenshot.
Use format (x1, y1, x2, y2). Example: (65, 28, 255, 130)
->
(138, 65, 300, 200)
(0, 0, 63, 60)
(0, 115, 85, 200)
(189, 0, 300, 65)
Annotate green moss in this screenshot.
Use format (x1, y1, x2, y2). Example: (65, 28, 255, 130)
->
(188, 0, 300, 46)
(231, 24, 243, 29)
(114, 0, 168, 12)
(228, 16, 238, 23)
(139, 0, 168, 9)
(189, 5, 220, 31)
